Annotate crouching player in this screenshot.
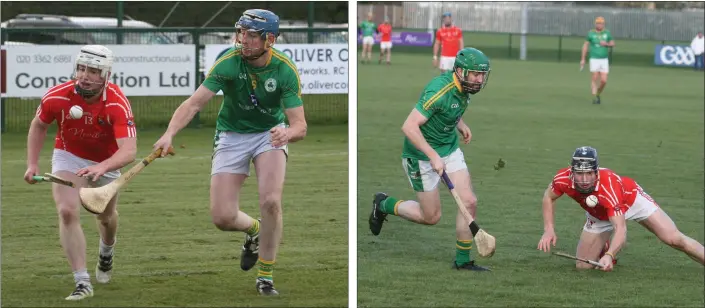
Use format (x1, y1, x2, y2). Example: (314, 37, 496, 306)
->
(538, 146, 705, 271)
(24, 45, 137, 300)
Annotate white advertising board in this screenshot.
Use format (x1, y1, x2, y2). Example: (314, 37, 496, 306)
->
(3, 45, 196, 97)
(204, 44, 348, 94)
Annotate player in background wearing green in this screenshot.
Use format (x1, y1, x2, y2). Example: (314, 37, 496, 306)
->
(369, 48, 491, 271)
(153, 9, 307, 296)
(359, 12, 377, 64)
(580, 16, 615, 105)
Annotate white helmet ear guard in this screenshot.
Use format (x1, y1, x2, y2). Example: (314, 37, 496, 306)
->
(75, 45, 114, 79)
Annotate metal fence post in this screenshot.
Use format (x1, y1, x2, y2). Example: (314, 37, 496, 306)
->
(190, 29, 201, 128)
(308, 2, 315, 44)
(558, 36, 562, 62)
(117, 1, 124, 44)
(1, 98, 5, 133)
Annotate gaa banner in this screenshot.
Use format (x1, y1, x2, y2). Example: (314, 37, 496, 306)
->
(2, 45, 196, 97)
(654, 45, 696, 67)
(356, 31, 434, 47)
(204, 44, 348, 95)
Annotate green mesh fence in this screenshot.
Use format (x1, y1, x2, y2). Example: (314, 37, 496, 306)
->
(1, 27, 348, 133)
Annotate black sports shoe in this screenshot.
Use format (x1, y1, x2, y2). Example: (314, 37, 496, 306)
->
(95, 253, 113, 283)
(452, 260, 491, 271)
(256, 278, 279, 296)
(593, 95, 601, 104)
(240, 219, 261, 271)
(369, 192, 389, 236)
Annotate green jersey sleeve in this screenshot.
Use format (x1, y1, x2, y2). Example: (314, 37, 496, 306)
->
(414, 85, 446, 119)
(202, 49, 237, 93)
(279, 60, 303, 109)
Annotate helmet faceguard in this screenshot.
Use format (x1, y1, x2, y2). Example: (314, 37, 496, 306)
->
(570, 146, 599, 194)
(74, 45, 113, 99)
(234, 9, 280, 61)
(453, 48, 491, 94)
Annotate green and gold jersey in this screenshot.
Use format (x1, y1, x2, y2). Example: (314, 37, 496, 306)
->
(202, 46, 303, 133)
(360, 21, 376, 37)
(402, 71, 472, 160)
(586, 29, 613, 59)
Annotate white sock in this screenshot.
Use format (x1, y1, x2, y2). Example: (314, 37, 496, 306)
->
(99, 238, 115, 257)
(73, 269, 91, 285)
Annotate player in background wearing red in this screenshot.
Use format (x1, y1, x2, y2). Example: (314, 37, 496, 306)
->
(433, 12, 464, 73)
(24, 45, 137, 300)
(538, 146, 704, 271)
(377, 16, 393, 65)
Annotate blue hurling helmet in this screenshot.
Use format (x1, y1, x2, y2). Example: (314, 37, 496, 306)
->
(235, 9, 280, 39)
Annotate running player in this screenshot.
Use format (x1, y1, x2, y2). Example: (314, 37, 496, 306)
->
(580, 16, 615, 104)
(153, 9, 306, 296)
(377, 16, 393, 65)
(433, 12, 463, 73)
(538, 146, 705, 271)
(359, 12, 377, 64)
(24, 45, 137, 300)
(369, 48, 492, 271)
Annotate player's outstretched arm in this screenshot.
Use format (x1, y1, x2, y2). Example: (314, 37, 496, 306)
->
(538, 187, 562, 252)
(607, 214, 627, 256)
(581, 41, 589, 63)
(99, 138, 137, 172)
(165, 85, 216, 137)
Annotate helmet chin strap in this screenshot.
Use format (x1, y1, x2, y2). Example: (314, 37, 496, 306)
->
(74, 79, 106, 99)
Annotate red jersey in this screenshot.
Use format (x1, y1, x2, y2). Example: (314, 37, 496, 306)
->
(377, 23, 392, 42)
(435, 26, 463, 57)
(36, 81, 136, 163)
(549, 167, 640, 221)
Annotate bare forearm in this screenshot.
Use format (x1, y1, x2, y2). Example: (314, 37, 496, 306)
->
(26, 123, 48, 167)
(287, 122, 307, 143)
(581, 45, 588, 61)
(403, 124, 439, 160)
(433, 42, 440, 57)
(608, 227, 627, 255)
(99, 146, 137, 172)
(165, 101, 201, 137)
(542, 196, 556, 232)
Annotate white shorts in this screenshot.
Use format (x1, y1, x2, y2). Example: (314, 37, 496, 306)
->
(402, 148, 468, 192)
(439, 56, 455, 71)
(51, 149, 119, 187)
(380, 41, 392, 50)
(583, 189, 660, 234)
(589, 58, 609, 73)
(211, 124, 288, 176)
(362, 36, 375, 45)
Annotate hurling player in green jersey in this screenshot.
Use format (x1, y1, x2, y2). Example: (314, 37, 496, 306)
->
(359, 11, 377, 63)
(580, 16, 615, 104)
(154, 9, 307, 296)
(369, 48, 492, 271)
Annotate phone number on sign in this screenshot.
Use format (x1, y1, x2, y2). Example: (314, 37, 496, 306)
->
(15, 54, 73, 64)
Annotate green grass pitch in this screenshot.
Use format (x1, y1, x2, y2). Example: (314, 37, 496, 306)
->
(356, 53, 704, 307)
(1, 125, 348, 307)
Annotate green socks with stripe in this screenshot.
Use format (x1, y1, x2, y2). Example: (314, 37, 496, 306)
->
(257, 258, 275, 281)
(380, 196, 401, 215)
(245, 219, 260, 236)
(455, 239, 474, 266)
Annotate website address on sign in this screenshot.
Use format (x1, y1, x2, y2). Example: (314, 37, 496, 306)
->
(113, 55, 192, 63)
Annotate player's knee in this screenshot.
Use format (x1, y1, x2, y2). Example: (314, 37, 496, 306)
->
(463, 196, 477, 212)
(57, 204, 80, 225)
(422, 212, 441, 225)
(96, 210, 118, 226)
(575, 262, 594, 270)
(260, 196, 282, 217)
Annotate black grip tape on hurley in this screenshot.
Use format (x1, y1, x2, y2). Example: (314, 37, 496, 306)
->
(469, 221, 480, 237)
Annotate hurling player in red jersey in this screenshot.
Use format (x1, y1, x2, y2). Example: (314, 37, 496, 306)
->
(433, 12, 464, 73)
(23, 45, 137, 300)
(538, 146, 704, 271)
(377, 16, 393, 65)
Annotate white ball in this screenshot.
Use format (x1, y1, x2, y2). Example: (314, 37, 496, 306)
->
(69, 105, 83, 120)
(585, 195, 598, 208)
